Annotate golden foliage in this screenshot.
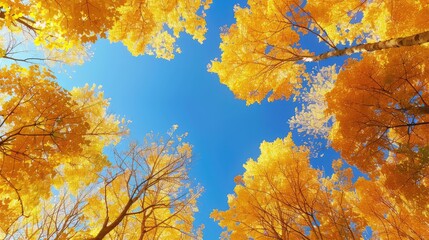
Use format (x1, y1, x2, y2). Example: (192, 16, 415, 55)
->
(211, 0, 429, 104)
(354, 176, 429, 239)
(0, 0, 211, 63)
(209, 0, 308, 104)
(327, 46, 429, 196)
(1, 129, 202, 240)
(213, 136, 429, 239)
(214, 2, 429, 237)
(212, 135, 365, 239)
(0, 0, 209, 238)
(289, 65, 336, 138)
(0, 64, 125, 231)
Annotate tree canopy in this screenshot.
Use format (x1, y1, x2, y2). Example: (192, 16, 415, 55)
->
(210, 0, 429, 104)
(2, 129, 202, 239)
(212, 135, 429, 239)
(0, 64, 126, 230)
(0, 0, 209, 237)
(1, 0, 429, 238)
(211, 0, 429, 239)
(0, 0, 211, 63)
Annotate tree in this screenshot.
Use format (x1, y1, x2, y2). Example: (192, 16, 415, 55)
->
(1, 0, 209, 237)
(0, 64, 126, 231)
(210, 0, 429, 104)
(326, 46, 429, 190)
(212, 135, 365, 239)
(1, 129, 202, 239)
(212, 1, 429, 238)
(0, 0, 211, 64)
(353, 176, 429, 239)
(212, 135, 429, 239)
(211, 0, 429, 194)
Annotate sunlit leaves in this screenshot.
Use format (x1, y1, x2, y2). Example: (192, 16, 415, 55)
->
(355, 177, 429, 239)
(1, 129, 202, 239)
(212, 0, 429, 104)
(213, 134, 429, 239)
(0, 0, 211, 63)
(109, 0, 210, 60)
(0, 64, 125, 230)
(209, 0, 308, 104)
(289, 65, 336, 138)
(212, 134, 365, 239)
(213, 0, 429, 237)
(327, 46, 429, 176)
(82, 131, 202, 239)
(0, 0, 210, 236)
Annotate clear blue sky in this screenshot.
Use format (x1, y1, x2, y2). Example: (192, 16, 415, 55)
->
(56, 1, 338, 238)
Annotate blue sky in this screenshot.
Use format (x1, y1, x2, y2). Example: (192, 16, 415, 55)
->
(56, 1, 339, 238)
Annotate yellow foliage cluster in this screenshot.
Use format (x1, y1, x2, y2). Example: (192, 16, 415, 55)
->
(2, 0, 429, 238)
(84, 138, 201, 239)
(214, 135, 429, 239)
(212, 135, 364, 239)
(1, 0, 209, 237)
(0, 0, 211, 63)
(211, 0, 429, 104)
(328, 46, 429, 175)
(210, 0, 308, 104)
(0, 64, 125, 230)
(212, 0, 429, 239)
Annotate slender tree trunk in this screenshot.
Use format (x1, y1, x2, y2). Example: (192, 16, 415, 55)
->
(301, 31, 429, 62)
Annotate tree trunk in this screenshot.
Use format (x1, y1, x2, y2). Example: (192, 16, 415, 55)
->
(301, 31, 429, 62)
